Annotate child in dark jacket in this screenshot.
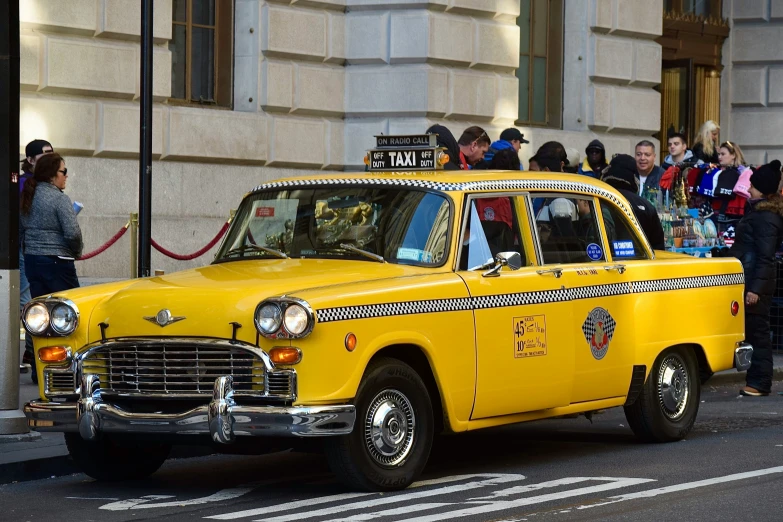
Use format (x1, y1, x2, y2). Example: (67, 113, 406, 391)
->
(729, 160, 783, 396)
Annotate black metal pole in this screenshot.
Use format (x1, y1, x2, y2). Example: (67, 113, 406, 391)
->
(0, 0, 28, 434)
(0, 0, 19, 271)
(138, 0, 153, 278)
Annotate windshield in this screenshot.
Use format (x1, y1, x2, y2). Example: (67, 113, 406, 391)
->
(215, 187, 452, 266)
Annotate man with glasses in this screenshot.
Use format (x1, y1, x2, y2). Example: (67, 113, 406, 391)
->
(456, 126, 491, 170)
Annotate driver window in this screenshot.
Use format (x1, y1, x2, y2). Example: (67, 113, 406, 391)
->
(459, 196, 525, 270)
(532, 195, 606, 264)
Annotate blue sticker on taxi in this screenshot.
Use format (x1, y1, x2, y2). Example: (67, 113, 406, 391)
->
(586, 243, 603, 261)
(612, 240, 636, 257)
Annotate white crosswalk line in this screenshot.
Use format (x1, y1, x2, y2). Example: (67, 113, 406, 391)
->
(249, 474, 527, 522)
(396, 477, 655, 522)
(468, 477, 595, 500)
(575, 465, 783, 510)
(205, 492, 374, 520)
(319, 502, 453, 522)
(206, 473, 522, 521)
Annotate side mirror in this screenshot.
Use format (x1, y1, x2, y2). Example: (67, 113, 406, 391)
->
(480, 251, 523, 277)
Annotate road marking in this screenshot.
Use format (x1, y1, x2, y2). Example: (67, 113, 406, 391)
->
(320, 502, 453, 522)
(207, 474, 522, 520)
(395, 478, 655, 522)
(574, 465, 783, 510)
(206, 492, 375, 520)
(251, 474, 528, 522)
(101, 489, 252, 511)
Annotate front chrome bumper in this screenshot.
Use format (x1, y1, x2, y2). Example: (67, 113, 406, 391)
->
(734, 341, 753, 372)
(24, 374, 355, 442)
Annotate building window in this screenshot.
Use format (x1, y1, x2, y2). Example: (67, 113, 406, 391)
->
(170, 0, 233, 107)
(664, 0, 722, 18)
(516, 0, 563, 128)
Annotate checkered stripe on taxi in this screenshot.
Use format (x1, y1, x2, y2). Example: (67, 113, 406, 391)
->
(251, 178, 462, 193)
(316, 297, 473, 323)
(631, 273, 744, 293)
(314, 274, 743, 323)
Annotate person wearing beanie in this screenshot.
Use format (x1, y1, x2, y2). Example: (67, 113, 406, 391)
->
(601, 154, 666, 250)
(578, 139, 608, 178)
(728, 159, 783, 396)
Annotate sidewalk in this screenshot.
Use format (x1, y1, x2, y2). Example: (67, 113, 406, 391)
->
(2, 344, 781, 485)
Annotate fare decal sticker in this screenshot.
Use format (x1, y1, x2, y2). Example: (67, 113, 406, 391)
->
(513, 315, 547, 358)
(255, 207, 275, 218)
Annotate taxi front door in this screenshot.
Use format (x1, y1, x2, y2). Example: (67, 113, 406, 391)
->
(458, 194, 575, 420)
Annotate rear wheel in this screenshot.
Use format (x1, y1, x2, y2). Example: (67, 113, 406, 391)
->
(624, 347, 700, 442)
(325, 357, 434, 491)
(65, 433, 170, 481)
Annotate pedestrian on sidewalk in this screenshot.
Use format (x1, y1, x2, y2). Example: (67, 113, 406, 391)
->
(19, 139, 53, 381)
(20, 153, 83, 325)
(692, 120, 720, 165)
(480, 128, 528, 170)
(728, 159, 783, 397)
(577, 139, 609, 178)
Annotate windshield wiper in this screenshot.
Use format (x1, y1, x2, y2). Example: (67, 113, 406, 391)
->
(223, 243, 288, 259)
(339, 243, 385, 263)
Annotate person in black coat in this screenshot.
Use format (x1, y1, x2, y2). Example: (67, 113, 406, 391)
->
(728, 160, 783, 396)
(600, 154, 666, 250)
(426, 124, 461, 170)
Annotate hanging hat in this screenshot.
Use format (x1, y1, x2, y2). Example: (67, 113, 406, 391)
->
(749, 160, 782, 196)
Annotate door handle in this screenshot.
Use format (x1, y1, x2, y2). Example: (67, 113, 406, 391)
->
(604, 264, 626, 274)
(536, 268, 563, 278)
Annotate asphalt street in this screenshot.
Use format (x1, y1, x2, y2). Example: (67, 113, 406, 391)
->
(1, 380, 781, 522)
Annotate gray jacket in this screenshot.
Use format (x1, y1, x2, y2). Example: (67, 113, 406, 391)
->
(21, 182, 83, 258)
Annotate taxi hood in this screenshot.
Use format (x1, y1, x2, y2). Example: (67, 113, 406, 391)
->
(83, 259, 441, 342)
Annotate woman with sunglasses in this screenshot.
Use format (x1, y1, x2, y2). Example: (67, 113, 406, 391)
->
(20, 152, 83, 310)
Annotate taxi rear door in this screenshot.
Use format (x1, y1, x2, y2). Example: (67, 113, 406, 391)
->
(529, 193, 640, 403)
(457, 193, 576, 419)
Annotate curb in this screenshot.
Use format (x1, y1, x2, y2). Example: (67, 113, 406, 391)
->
(706, 367, 783, 387)
(0, 445, 214, 486)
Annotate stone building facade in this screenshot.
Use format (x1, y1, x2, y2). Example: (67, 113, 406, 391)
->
(18, 0, 664, 279)
(720, 0, 783, 166)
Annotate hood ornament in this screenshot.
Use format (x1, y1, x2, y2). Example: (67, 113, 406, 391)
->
(144, 309, 186, 327)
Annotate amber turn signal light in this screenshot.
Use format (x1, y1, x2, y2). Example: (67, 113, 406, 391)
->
(269, 347, 302, 365)
(345, 333, 357, 352)
(363, 154, 370, 166)
(38, 346, 70, 363)
(437, 151, 450, 166)
(731, 301, 740, 316)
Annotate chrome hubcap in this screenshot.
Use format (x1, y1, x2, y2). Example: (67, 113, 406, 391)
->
(657, 354, 689, 420)
(364, 389, 415, 467)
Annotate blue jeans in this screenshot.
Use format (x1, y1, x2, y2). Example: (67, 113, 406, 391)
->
(19, 248, 33, 360)
(24, 255, 80, 299)
(19, 247, 31, 310)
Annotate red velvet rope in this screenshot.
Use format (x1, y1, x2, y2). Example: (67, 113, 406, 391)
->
(150, 221, 230, 261)
(77, 224, 129, 261)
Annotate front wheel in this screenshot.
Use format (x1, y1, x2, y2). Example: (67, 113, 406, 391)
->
(325, 357, 434, 491)
(65, 433, 170, 481)
(624, 347, 700, 442)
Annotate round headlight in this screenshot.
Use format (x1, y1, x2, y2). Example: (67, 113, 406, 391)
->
(283, 304, 309, 336)
(50, 303, 78, 335)
(25, 303, 50, 335)
(256, 303, 282, 334)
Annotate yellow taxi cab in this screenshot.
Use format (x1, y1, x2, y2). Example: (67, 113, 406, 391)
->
(23, 134, 752, 491)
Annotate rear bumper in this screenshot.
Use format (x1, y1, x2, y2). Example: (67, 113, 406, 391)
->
(734, 341, 753, 372)
(24, 374, 355, 443)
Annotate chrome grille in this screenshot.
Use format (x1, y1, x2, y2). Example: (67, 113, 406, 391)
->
(81, 342, 265, 397)
(267, 371, 295, 397)
(45, 370, 76, 395)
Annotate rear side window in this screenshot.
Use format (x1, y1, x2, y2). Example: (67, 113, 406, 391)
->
(531, 195, 606, 264)
(600, 201, 649, 261)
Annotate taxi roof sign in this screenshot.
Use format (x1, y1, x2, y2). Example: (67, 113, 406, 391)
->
(375, 134, 438, 149)
(366, 133, 448, 172)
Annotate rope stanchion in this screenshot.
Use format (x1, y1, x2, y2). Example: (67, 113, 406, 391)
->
(78, 222, 130, 261)
(151, 221, 230, 261)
